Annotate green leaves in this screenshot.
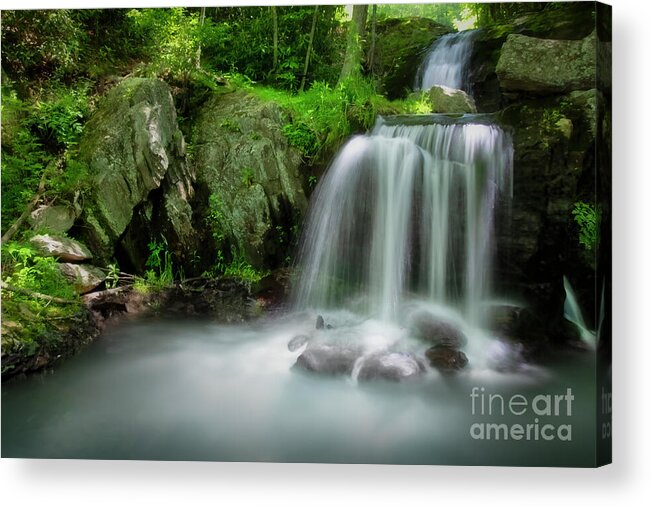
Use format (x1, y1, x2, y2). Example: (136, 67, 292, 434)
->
(572, 201, 600, 252)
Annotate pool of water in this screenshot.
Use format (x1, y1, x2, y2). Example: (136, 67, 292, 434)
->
(2, 312, 597, 465)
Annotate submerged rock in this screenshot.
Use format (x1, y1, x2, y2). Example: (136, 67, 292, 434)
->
(316, 315, 325, 330)
(288, 334, 309, 352)
(356, 352, 424, 382)
(409, 310, 467, 349)
(425, 345, 469, 373)
(294, 344, 361, 376)
(29, 234, 92, 262)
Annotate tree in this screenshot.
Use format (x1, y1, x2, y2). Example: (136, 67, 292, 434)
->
(299, 6, 319, 92)
(338, 4, 368, 84)
(367, 4, 377, 75)
(271, 6, 279, 72)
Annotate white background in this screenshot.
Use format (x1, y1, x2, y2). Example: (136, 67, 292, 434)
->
(1, 0, 650, 504)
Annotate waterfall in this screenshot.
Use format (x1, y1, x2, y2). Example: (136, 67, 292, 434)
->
(293, 116, 513, 326)
(563, 276, 597, 348)
(414, 30, 476, 92)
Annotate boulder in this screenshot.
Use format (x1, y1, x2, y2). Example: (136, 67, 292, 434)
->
(425, 345, 469, 373)
(409, 310, 467, 349)
(367, 17, 452, 99)
(193, 90, 307, 269)
(294, 344, 361, 376)
(356, 352, 423, 382)
(288, 335, 309, 352)
(76, 77, 197, 269)
(29, 234, 92, 262)
(58, 263, 106, 294)
(28, 205, 77, 233)
(428, 85, 477, 114)
(496, 31, 597, 94)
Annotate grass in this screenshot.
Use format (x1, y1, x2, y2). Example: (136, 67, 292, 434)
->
(230, 74, 430, 160)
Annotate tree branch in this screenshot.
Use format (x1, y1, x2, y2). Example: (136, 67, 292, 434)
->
(1, 172, 47, 244)
(1, 281, 78, 305)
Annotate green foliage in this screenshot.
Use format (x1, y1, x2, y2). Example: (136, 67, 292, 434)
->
(203, 252, 269, 289)
(1, 89, 51, 226)
(376, 3, 470, 29)
(1, 82, 92, 231)
(1, 10, 87, 85)
(199, 6, 344, 90)
(219, 118, 241, 133)
(32, 82, 91, 149)
(572, 202, 600, 252)
(106, 263, 120, 289)
(143, 237, 174, 288)
(2, 242, 77, 300)
(253, 75, 398, 159)
(240, 167, 255, 188)
(207, 194, 227, 242)
(283, 122, 319, 157)
(222, 255, 269, 284)
(127, 8, 205, 84)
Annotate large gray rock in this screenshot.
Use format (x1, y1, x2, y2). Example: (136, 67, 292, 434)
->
(28, 205, 77, 233)
(76, 78, 197, 268)
(58, 263, 106, 294)
(193, 90, 308, 269)
(356, 352, 424, 382)
(409, 310, 467, 349)
(428, 85, 477, 114)
(425, 346, 469, 373)
(496, 31, 597, 94)
(294, 344, 361, 376)
(29, 234, 92, 262)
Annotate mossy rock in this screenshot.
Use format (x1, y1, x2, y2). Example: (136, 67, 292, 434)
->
(368, 17, 452, 99)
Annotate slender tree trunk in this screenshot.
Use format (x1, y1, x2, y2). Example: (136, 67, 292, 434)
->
(338, 4, 369, 85)
(299, 6, 319, 92)
(196, 6, 206, 69)
(271, 6, 279, 72)
(368, 4, 377, 75)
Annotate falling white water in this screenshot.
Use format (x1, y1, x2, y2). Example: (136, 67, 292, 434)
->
(563, 276, 597, 348)
(294, 116, 513, 326)
(414, 30, 477, 91)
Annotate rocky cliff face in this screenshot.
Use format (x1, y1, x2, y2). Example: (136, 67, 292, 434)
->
(76, 77, 197, 271)
(192, 90, 308, 270)
(367, 17, 452, 99)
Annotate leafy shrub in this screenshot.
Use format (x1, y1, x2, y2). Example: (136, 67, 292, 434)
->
(143, 238, 174, 287)
(2, 242, 77, 300)
(252, 75, 398, 159)
(207, 194, 226, 242)
(572, 201, 600, 251)
(32, 82, 91, 149)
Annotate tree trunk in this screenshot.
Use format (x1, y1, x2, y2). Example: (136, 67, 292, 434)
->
(338, 4, 368, 85)
(271, 6, 279, 72)
(196, 7, 206, 69)
(299, 6, 319, 92)
(368, 4, 377, 74)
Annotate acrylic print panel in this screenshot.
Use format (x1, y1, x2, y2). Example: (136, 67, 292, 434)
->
(1, 1, 611, 467)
